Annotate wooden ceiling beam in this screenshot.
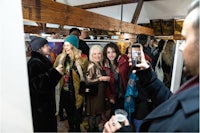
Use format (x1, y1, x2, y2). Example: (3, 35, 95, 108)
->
(76, 0, 155, 9)
(36, 22, 42, 26)
(22, 0, 153, 35)
(42, 23, 46, 32)
(131, 0, 144, 24)
(173, 34, 184, 40)
(24, 25, 68, 35)
(59, 25, 64, 29)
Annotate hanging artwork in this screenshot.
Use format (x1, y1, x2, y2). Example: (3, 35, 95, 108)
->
(48, 41, 64, 64)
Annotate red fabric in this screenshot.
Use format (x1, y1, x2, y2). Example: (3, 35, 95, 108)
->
(175, 75, 199, 95)
(81, 53, 87, 58)
(144, 54, 152, 63)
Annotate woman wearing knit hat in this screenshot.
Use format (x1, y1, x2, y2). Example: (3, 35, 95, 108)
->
(27, 36, 63, 132)
(54, 35, 88, 131)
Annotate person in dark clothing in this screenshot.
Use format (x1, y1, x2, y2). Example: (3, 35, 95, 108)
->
(27, 36, 63, 132)
(69, 28, 90, 58)
(103, 0, 199, 132)
(132, 88, 154, 132)
(126, 43, 155, 132)
(136, 34, 155, 68)
(153, 39, 165, 65)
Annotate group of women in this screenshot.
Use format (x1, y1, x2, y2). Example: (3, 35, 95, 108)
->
(53, 35, 130, 132)
(28, 34, 175, 132)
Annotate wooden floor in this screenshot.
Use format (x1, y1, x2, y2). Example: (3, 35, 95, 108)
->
(56, 108, 111, 132)
(57, 118, 69, 132)
(57, 116, 88, 132)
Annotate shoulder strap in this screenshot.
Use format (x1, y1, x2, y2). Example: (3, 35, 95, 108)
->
(162, 40, 168, 51)
(156, 52, 162, 67)
(157, 40, 168, 67)
(75, 61, 85, 81)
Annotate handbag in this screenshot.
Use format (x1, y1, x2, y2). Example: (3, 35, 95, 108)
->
(79, 81, 98, 96)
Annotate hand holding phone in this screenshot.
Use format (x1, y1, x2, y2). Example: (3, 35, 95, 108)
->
(128, 42, 150, 71)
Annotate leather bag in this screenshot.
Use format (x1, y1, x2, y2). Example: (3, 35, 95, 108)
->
(79, 81, 98, 96)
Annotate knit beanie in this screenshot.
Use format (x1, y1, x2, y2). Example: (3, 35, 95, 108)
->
(30, 36, 48, 51)
(64, 35, 79, 49)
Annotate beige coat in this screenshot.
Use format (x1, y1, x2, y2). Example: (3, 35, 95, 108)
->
(85, 62, 107, 116)
(54, 53, 88, 109)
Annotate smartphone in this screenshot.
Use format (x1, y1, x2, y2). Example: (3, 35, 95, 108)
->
(131, 43, 141, 69)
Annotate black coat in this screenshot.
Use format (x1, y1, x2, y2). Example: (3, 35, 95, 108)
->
(137, 68, 199, 132)
(141, 81, 199, 132)
(133, 88, 154, 120)
(79, 39, 89, 58)
(28, 51, 62, 132)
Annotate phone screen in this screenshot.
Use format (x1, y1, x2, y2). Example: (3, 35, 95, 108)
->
(131, 44, 141, 68)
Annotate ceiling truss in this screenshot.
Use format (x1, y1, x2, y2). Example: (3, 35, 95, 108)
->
(75, 0, 155, 9)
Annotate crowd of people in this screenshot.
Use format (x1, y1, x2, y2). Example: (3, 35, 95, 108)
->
(103, 0, 199, 132)
(27, 0, 199, 132)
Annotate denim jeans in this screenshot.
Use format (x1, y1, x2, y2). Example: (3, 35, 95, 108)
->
(133, 119, 143, 133)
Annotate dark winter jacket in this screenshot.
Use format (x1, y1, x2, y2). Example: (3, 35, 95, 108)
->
(118, 67, 199, 132)
(79, 39, 90, 58)
(28, 51, 62, 132)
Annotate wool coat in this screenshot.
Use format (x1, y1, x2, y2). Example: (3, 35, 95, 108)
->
(27, 51, 62, 132)
(54, 53, 88, 109)
(140, 74, 199, 132)
(118, 68, 199, 132)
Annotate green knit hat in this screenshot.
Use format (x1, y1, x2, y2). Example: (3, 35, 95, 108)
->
(64, 35, 79, 48)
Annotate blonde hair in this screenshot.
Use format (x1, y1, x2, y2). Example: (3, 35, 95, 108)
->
(162, 40, 175, 65)
(62, 43, 83, 66)
(89, 45, 103, 63)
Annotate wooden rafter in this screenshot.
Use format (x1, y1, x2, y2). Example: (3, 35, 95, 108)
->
(131, 0, 144, 24)
(24, 25, 68, 35)
(22, 0, 154, 35)
(76, 0, 155, 9)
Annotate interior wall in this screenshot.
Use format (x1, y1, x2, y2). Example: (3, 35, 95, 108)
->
(0, 0, 33, 132)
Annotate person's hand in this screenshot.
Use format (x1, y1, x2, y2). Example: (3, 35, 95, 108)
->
(126, 96, 131, 103)
(127, 47, 150, 72)
(103, 115, 129, 133)
(56, 64, 63, 75)
(109, 98, 115, 104)
(99, 76, 110, 81)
